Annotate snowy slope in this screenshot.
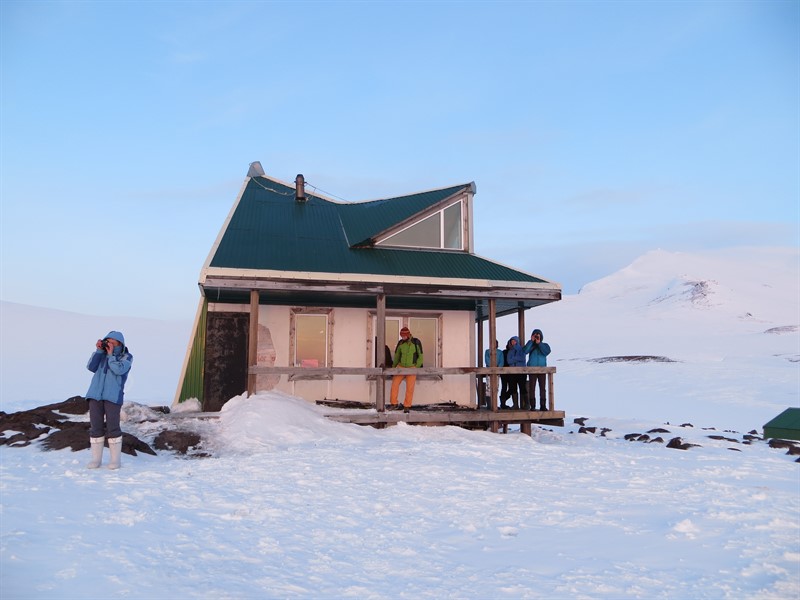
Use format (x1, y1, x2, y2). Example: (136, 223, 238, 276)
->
(2, 392, 799, 599)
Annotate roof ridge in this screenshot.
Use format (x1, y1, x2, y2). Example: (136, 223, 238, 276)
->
(343, 182, 474, 206)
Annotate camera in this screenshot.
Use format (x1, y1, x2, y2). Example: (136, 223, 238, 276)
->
(100, 338, 109, 351)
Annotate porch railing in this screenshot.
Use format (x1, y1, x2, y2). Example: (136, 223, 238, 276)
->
(247, 366, 556, 412)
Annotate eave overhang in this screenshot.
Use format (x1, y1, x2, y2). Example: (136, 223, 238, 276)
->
(199, 266, 561, 318)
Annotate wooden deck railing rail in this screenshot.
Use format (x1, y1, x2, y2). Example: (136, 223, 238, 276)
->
(247, 366, 556, 412)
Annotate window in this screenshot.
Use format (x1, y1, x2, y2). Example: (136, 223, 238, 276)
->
(443, 202, 462, 249)
(374, 317, 401, 367)
(383, 213, 441, 248)
(409, 317, 437, 367)
(377, 200, 463, 250)
(293, 313, 328, 368)
(371, 314, 440, 369)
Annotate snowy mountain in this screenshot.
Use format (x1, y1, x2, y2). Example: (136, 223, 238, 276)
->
(1, 247, 798, 599)
(495, 246, 799, 432)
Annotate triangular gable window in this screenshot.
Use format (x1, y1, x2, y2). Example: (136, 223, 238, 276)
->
(377, 201, 463, 250)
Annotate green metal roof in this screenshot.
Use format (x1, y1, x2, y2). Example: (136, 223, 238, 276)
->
(209, 177, 546, 284)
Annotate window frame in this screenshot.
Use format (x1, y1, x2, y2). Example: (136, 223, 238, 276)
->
(289, 308, 333, 381)
(367, 311, 443, 379)
(376, 199, 464, 251)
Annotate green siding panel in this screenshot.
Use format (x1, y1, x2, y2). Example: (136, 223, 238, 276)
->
(177, 300, 207, 404)
(763, 407, 800, 441)
(763, 427, 800, 441)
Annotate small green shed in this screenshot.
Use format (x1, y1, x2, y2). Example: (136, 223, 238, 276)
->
(763, 407, 800, 441)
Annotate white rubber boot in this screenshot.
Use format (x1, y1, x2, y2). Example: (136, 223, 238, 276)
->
(107, 437, 122, 470)
(87, 436, 104, 469)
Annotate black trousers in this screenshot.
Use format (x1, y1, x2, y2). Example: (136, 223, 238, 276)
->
(498, 375, 511, 407)
(527, 373, 547, 409)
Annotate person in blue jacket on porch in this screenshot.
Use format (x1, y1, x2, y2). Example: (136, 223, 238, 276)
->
(503, 336, 526, 410)
(484, 340, 505, 409)
(523, 328, 551, 411)
(85, 331, 133, 470)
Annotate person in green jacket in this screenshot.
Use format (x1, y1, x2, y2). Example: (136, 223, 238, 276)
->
(390, 327, 423, 413)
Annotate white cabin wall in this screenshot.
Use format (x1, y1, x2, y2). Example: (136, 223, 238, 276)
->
(433, 310, 474, 406)
(252, 304, 475, 407)
(253, 304, 291, 396)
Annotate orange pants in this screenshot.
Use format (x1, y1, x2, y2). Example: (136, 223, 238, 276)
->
(390, 374, 417, 408)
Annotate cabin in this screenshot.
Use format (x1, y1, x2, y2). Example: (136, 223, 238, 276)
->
(173, 162, 564, 434)
(763, 407, 800, 442)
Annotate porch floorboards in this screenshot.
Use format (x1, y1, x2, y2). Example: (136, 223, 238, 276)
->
(322, 406, 565, 430)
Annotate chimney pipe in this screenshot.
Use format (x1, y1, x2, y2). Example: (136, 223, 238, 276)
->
(295, 174, 307, 203)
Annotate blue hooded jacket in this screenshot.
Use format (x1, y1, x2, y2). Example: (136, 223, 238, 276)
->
(484, 347, 504, 367)
(506, 336, 526, 367)
(86, 331, 133, 404)
(522, 329, 551, 367)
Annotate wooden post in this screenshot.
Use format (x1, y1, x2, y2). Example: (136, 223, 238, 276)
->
(547, 371, 554, 411)
(518, 305, 532, 436)
(517, 304, 526, 340)
(488, 299, 497, 411)
(488, 298, 498, 433)
(376, 293, 386, 412)
(476, 310, 485, 407)
(517, 303, 533, 418)
(247, 290, 259, 396)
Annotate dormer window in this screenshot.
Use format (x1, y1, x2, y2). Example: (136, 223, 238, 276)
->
(377, 200, 463, 250)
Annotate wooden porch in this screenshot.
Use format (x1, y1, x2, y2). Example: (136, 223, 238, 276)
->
(324, 406, 565, 434)
(237, 283, 564, 437)
(248, 365, 564, 435)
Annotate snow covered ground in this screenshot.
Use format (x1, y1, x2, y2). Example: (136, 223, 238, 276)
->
(1, 247, 799, 599)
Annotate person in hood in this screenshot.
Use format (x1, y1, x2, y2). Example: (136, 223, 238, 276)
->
(523, 328, 551, 411)
(85, 331, 133, 470)
(484, 340, 504, 409)
(502, 336, 526, 410)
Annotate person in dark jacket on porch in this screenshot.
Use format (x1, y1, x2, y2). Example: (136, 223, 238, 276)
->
(523, 328, 551, 411)
(390, 327, 423, 413)
(484, 340, 504, 409)
(502, 336, 526, 410)
(500, 341, 512, 409)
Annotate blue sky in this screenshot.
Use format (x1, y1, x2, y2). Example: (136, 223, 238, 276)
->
(1, 0, 797, 320)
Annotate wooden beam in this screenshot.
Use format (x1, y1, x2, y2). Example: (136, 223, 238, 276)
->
(488, 297, 498, 409)
(376, 293, 386, 412)
(326, 409, 565, 425)
(248, 366, 555, 376)
(247, 290, 259, 395)
(202, 276, 562, 301)
(518, 304, 527, 426)
(488, 297, 498, 432)
(477, 313, 484, 407)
